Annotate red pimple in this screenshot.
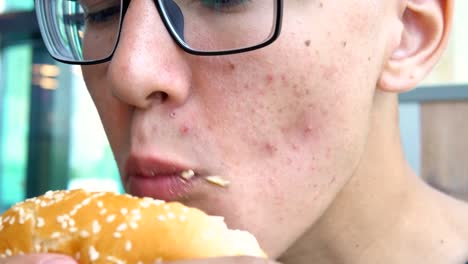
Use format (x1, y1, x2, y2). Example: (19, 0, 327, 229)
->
(264, 142, 278, 155)
(304, 126, 314, 134)
(180, 125, 190, 135)
(265, 74, 274, 85)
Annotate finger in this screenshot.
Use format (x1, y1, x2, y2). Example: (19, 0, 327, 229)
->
(0, 254, 77, 264)
(166, 256, 282, 264)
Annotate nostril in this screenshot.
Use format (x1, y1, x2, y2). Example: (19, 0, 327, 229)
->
(148, 91, 168, 104)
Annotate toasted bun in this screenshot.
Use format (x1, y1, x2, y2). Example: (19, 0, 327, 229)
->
(0, 189, 265, 263)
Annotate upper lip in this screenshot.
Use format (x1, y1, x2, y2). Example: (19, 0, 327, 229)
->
(124, 154, 198, 179)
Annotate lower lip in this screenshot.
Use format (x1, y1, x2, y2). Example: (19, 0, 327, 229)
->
(126, 174, 198, 201)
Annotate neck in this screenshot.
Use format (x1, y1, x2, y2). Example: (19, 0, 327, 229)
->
(279, 92, 468, 264)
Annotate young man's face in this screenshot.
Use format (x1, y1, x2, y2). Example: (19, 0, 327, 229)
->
(82, 0, 392, 257)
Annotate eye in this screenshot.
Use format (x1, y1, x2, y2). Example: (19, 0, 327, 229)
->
(85, 5, 120, 24)
(200, 0, 251, 12)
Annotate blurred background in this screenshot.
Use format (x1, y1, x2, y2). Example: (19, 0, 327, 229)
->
(0, 1, 467, 213)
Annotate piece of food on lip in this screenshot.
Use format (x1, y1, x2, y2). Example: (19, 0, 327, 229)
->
(0, 189, 266, 263)
(180, 169, 195, 180)
(204, 176, 231, 187)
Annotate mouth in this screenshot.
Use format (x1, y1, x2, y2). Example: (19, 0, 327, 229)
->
(124, 155, 203, 201)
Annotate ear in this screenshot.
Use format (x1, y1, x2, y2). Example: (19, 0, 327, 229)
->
(378, 0, 454, 92)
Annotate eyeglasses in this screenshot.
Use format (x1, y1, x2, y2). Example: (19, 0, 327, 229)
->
(34, 0, 283, 65)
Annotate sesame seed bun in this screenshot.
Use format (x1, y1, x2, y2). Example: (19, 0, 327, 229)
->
(0, 189, 266, 263)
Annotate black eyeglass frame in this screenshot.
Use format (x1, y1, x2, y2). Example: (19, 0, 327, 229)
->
(34, 0, 284, 65)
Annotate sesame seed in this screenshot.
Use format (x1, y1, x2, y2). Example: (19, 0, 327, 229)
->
(51, 232, 61, 238)
(93, 192, 106, 198)
(34, 244, 41, 253)
(99, 208, 108, 215)
(153, 199, 165, 206)
(125, 240, 132, 251)
(167, 212, 175, 219)
(113, 232, 122, 238)
(140, 201, 151, 208)
(142, 197, 154, 203)
(80, 230, 90, 238)
(163, 205, 170, 210)
(82, 198, 91, 205)
(8, 217, 15, 225)
(97, 201, 104, 208)
(179, 215, 187, 222)
(92, 220, 101, 234)
(116, 223, 127, 232)
(132, 214, 142, 221)
(182, 207, 189, 213)
(89, 246, 100, 261)
(129, 221, 138, 229)
(158, 215, 166, 221)
(131, 209, 140, 215)
(5, 249, 12, 256)
(69, 227, 78, 233)
(107, 256, 125, 264)
(106, 214, 116, 223)
(120, 208, 128, 215)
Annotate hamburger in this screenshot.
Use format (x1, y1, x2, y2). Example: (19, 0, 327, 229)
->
(0, 189, 265, 263)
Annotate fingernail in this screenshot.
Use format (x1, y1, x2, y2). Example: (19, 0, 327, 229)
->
(42, 256, 76, 264)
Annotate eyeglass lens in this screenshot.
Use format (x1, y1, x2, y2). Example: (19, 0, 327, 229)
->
(38, 0, 277, 63)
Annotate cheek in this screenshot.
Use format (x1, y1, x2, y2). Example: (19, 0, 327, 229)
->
(188, 9, 377, 199)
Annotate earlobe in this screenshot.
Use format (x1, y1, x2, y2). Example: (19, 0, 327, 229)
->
(378, 0, 453, 93)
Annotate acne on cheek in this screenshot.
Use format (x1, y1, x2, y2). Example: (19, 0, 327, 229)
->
(265, 74, 274, 85)
(263, 142, 279, 156)
(179, 124, 190, 136)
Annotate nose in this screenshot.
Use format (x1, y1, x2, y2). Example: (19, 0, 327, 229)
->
(107, 0, 191, 109)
